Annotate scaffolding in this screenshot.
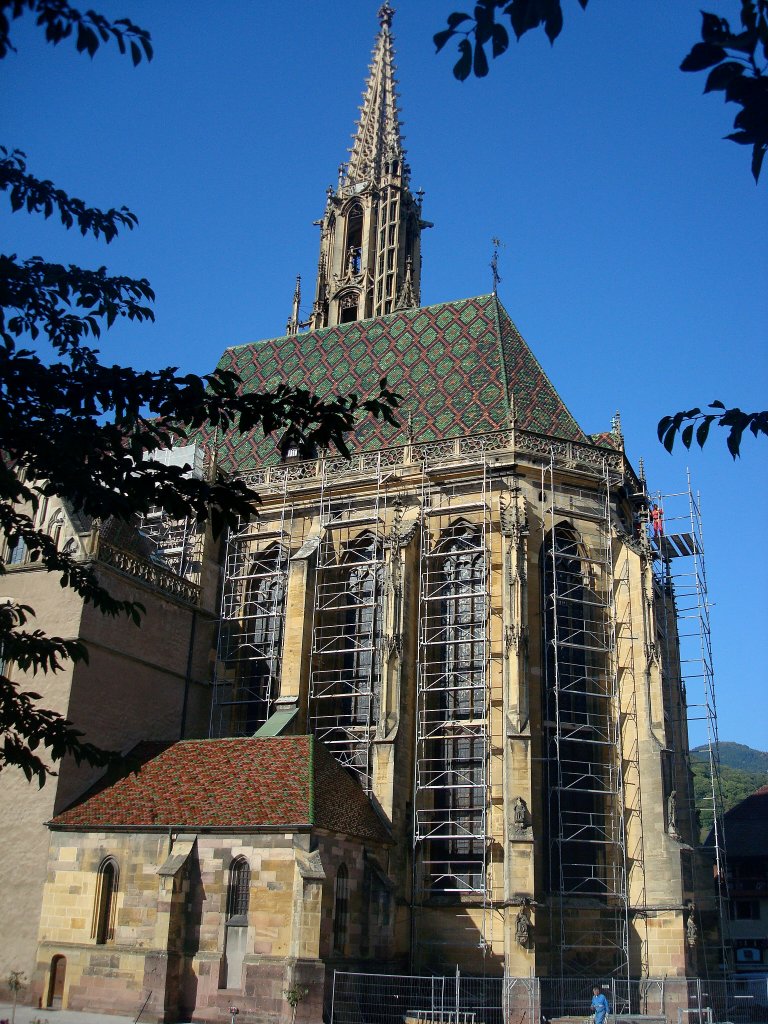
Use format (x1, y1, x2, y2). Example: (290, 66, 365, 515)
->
(138, 508, 201, 581)
(541, 457, 630, 979)
(139, 442, 206, 582)
(308, 461, 386, 791)
(209, 493, 293, 738)
(650, 476, 730, 974)
(413, 460, 493, 950)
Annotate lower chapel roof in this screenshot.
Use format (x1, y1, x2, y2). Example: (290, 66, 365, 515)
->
(199, 294, 608, 474)
(49, 736, 391, 843)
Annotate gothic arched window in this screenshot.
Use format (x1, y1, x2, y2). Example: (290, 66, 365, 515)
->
(48, 510, 64, 549)
(226, 857, 250, 922)
(333, 864, 349, 954)
(228, 545, 286, 734)
(425, 520, 487, 893)
(341, 533, 382, 727)
(222, 857, 250, 989)
(541, 524, 606, 896)
(92, 857, 119, 944)
(344, 203, 363, 265)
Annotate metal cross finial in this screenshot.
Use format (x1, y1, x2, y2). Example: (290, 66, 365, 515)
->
(378, 3, 395, 29)
(491, 237, 503, 294)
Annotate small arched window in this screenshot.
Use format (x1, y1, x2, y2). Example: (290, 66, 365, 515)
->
(92, 857, 119, 944)
(333, 864, 349, 954)
(48, 510, 64, 549)
(226, 857, 250, 922)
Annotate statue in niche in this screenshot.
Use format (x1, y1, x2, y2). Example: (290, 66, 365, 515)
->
(686, 906, 698, 947)
(515, 907, 530, 947)
(667, 789, 679, 836)
(513, 796, 528, 828)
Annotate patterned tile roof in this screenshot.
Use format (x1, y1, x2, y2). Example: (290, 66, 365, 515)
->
(49, 736, 390, 842)
(196, 294, 591, 474)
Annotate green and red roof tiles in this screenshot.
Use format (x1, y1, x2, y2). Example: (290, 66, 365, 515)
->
(196, 294, 594, 474)
(50, 736, 390, 842)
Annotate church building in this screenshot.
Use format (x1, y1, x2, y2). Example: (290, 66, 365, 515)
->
(0, 6, 722, 1023)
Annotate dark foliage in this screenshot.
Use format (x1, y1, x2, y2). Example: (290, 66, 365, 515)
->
(434, 0, 768, 183)
(0, 5, 398, 785)
(657, 402, 768, 458)
(680, 2, 768, 183)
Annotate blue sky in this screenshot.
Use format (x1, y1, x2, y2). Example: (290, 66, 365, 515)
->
(2, 1, 766, 749)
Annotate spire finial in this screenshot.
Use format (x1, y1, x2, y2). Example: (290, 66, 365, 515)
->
(378, 3, 394, 29)
(491, 237, 503, 294)
(346, 4, 404, 186)
(286, 275, 302, 336)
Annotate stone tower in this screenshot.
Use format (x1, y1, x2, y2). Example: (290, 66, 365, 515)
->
(306, 3, 427, 330)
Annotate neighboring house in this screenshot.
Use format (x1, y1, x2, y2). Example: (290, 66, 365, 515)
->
(718, 785, 768, 973)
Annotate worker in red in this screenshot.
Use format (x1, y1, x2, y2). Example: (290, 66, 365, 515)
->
(651, 503, 664, 538)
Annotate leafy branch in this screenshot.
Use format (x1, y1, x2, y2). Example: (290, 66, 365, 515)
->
(434, 0, 768, 182)
(1, 147, 139, 241)
(658, 401, 768, 457)
(680, 3, 768, 182)
(434, 0, 588, 80)
(0, 0, 153, 64)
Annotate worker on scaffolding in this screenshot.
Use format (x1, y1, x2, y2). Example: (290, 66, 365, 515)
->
(591, 987, 610, 1024)
(651, 502, 664, 540)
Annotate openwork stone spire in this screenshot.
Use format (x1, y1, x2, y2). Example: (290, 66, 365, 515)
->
(309, 5, 430, 330)
(347, 3, 405, 187)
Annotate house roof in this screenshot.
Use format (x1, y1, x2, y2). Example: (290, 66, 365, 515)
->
(49, 736, 391, 843)
(706, 784, 768, 858)
(199, 294, 594, 474)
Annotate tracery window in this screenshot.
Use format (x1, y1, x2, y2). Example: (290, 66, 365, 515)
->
(541, 525, 605, 895)
(228, 544, 286, 734)
(341, 534, 381, 726)
(427, 521, 487, 892)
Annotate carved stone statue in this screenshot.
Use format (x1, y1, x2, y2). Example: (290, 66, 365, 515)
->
(513, 796, 528, 827)
(667, 790, 678, 836)
(686, 909, 697, 947)
(515, 908, 530, 947)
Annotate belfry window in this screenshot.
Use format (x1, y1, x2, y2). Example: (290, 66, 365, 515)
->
(339, 291, 359, 324)
(92, 857, 118, 944)
(345, 203, 363, 270)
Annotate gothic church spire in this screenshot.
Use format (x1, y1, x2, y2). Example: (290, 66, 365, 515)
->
(346, 3, 404, 187)
(309, 4, 428, 330)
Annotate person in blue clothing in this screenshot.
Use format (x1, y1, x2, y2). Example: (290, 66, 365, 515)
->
(591, 987, 610, 1024)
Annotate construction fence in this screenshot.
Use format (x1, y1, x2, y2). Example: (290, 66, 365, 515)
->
(329, 972, 768, 1024)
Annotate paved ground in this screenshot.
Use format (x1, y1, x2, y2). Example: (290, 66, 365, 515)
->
(0, 1005, 137, 1024)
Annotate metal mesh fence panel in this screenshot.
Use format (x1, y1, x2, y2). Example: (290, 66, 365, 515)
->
(331, 971, 505, 1024)
(330, 974, 768, 1024)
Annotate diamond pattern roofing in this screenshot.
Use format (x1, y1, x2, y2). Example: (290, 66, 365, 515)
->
(198, 294, 592, 474)
(49, 736, 391, 842)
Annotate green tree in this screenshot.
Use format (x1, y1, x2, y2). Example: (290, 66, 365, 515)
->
(0, 3, 397, 785)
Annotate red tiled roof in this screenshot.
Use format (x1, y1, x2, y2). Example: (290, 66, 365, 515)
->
(50, 736, 390, 842)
